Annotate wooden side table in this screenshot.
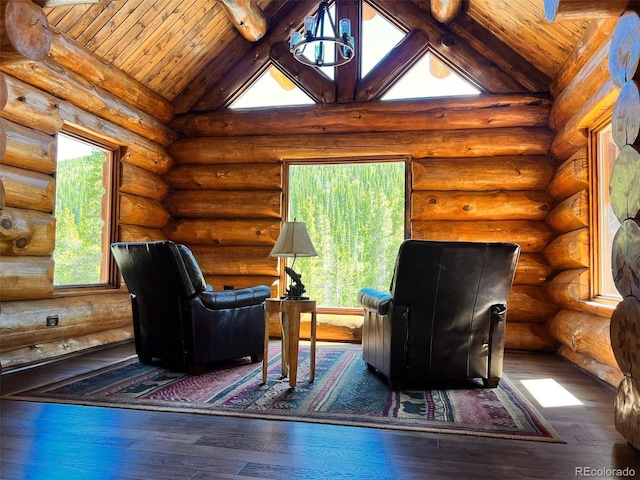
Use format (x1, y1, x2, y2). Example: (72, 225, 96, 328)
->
(262, 298, 317, 387)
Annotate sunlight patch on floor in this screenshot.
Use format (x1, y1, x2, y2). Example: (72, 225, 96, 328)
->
(520, 378, 584, 407)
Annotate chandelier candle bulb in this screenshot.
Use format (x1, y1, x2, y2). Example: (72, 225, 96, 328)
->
(290, 32, 302, 49)
(339, 18, 351, 37)
(304, 16, 316, 35)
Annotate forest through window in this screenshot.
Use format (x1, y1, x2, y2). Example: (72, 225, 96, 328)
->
(53, 133, 115, 287)
(287, 161, 406, 308)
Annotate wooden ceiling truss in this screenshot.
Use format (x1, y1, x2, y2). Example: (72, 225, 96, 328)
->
(181, 0, 558, 114)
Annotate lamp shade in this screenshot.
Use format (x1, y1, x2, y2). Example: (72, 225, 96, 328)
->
(270, 221, 317, 257)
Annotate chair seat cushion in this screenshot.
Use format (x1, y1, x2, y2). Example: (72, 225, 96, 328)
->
(199, 285, 271, 310)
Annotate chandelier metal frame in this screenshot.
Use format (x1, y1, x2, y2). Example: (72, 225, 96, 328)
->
(289, 0, 355, 68)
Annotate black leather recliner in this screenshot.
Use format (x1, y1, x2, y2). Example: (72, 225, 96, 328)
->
(111, 241, 271, 373)
(358, 239, 520, 389)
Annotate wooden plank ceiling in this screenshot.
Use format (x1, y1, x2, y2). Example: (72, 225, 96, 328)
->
(42, 0, 591, 114)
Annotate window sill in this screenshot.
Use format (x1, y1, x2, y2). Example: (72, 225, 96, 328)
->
(578, 298, 620, 317)
(54, 285, 125, 298)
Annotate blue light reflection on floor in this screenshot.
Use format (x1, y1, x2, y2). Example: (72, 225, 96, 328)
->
(22, 403, 127, 480)
(282, 419, 402, 478)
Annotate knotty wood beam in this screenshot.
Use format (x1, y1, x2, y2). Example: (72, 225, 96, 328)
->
(167, 127, 553, 164)
(219, 0, 268, 42)
(0, 0, 51, 65)
(270, 41, 335, 103)
(3, 59, 177, 146)
(551, 18, 618, 98)
(430, 0, 462, 24)
(169, 93, 551, 137)
(549, 36, 611, 132)
(355, 29, 429, 101)
(544, 0, 629, 22)
(335, 0, 360, 102)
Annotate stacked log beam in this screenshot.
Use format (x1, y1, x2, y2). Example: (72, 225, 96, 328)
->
(608, 10, 640, 451)
(2, 60, 176, 146)
(170, 97, 557, 348)
(0, 26, 175, 369)
(163, 155, 281, 291)
(544, 8, 629, 387)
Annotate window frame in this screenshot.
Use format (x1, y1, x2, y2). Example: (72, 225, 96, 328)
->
(282, 155, 411, 314)
(589, 118, 622, 303)
(53, 128, 121, 293)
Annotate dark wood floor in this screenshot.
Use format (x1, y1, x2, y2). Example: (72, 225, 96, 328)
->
(1, 342, 639, 480)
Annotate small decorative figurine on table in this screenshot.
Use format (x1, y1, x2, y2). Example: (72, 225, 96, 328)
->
(284, 266, 308, 299)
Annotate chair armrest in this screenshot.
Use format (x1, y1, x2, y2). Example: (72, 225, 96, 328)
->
(197, 285, 271, 310)
(358, 288, 393, 315)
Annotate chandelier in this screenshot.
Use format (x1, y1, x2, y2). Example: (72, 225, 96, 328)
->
(289, 0, 355, 68)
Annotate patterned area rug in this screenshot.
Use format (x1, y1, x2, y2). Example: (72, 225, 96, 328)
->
(4, 346, 563, 442)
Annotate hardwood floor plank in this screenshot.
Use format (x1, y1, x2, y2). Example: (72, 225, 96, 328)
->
(2, 342, 639, 479)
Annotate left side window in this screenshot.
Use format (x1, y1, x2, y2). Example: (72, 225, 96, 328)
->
(54, 131, 118, 288)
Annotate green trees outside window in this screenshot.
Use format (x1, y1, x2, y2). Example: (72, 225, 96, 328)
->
(53, 134, 111, 287)
(288, 162, 406, 308)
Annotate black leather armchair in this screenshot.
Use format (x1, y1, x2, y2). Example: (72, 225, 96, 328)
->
(358, 239, 520, 389)
(111, 241, 271, 373)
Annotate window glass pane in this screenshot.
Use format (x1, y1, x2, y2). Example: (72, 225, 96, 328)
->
(230, 66, 315, 109)
(288, 162, 405, 308)
(361, 2, 404, 77)
(382, 52, 480, 101)
(54, 133, 112, 286)
(596, 124, 621, 298)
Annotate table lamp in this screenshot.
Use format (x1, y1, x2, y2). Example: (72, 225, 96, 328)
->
(270, 220, 318, 299)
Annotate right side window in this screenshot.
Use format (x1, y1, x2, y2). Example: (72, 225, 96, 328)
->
(592, 123, 621, 300)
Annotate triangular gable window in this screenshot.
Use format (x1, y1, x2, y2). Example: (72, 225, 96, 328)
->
(229, 2, 480, 109)
(382, 52, 480, 101)
(361, 2, 404, 78)
(230, 65, 315, 109)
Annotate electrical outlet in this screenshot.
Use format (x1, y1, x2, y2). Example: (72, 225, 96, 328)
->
(46, 315, 59, 327)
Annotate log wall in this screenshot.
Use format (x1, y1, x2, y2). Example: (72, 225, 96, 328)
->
(167, 94, 559, 351)
(0, 5, 174, 369)
(544, 8, 637, 389)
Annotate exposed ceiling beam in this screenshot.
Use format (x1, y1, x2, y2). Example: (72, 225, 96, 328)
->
(170, 93, 552, 137)
(335, 0, 361, 103)
(430, 0, 462, 24)
(182, 0, 318, 112)
(543, 0, 630, 22)
(219, 0, 268, 42)
(270, 41, 335, 103)
(355, 29, 429, 101)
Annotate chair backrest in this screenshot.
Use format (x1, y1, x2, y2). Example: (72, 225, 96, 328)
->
(390, 239, 520, 378)
(110, 241, 206, 363)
